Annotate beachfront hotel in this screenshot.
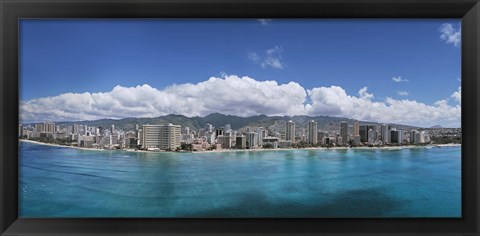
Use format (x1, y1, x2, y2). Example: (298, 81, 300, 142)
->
(140, 124, 181, 150)
(286, 120, 295, 142)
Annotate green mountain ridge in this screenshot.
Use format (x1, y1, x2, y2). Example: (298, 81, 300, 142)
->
(50, 113, 420, 132)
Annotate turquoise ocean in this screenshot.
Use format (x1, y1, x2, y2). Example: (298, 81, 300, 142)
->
(19, 141, 461, 218)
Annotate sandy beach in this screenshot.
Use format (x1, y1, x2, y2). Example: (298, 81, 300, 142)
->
(20, 139, 461, 155)
(20, 139, 109, 152)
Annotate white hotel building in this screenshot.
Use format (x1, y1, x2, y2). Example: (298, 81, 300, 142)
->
(140, 124, 181, 150)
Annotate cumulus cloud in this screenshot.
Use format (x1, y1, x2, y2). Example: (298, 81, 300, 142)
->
(248, 46, 285, 69)
(258, 19, 272, 26)
(392, 76, 408, 83)
(451, 86, 461, 103)
(20, 75, 307, 123)
(440, 23, 461, 47)
(20, 75, 461, 127)
(397, 91, 409, 96)
(305, 86, 460, 128)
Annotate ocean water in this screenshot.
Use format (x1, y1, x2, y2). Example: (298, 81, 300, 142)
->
(19, 142, 461, 218)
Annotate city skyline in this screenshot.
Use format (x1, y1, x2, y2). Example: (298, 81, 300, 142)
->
(20, 19, 461, 127)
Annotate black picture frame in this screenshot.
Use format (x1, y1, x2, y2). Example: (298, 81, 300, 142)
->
(1, 0, 479, 235)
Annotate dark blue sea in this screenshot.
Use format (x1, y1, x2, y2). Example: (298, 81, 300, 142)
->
(19, 141, 461, 218)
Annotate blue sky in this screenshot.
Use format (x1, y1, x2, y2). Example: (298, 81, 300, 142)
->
(19, 19, 461, 127)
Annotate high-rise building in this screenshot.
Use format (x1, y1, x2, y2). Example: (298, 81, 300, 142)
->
(141, 124, 181, 150)
(307, 120, 318, 144)
(318, 131, 325, 145)
(410, 130, 416, 144)
(381, 124, 389, 144)
(285, 120, 295, 142)
(217, 135, 232, 149)
(353, 135, 361, 146)
(340, 121, 348, 145)
(235, 135, 246, 149)
(111, 124, 115, 134)
(204, 123, 213, 133)
(44, 122, 55, 133)
(368, 129, 376, 143)
(73, 124, 81, 134)
(246, 132, 258, 149)
(359, 125, 375, 143)
(35, 123, 45, 133)
(390, 129, 403, 144)
(359, 125, 367, 143)
(256, 127, 265, 146)
(215, 127, 224, 137)
(354, 122, 360, 136)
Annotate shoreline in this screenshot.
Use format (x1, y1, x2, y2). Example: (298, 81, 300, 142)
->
(19, 139, 460, 154)
(191, 144, 461, 154)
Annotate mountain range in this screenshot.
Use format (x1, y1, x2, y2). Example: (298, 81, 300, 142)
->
(52, 113, 420, 133)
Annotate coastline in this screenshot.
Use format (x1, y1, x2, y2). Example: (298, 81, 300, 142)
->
(192, 143, 461, 154)
(20, 139, 461, 154)
(20, 139, 110, 152)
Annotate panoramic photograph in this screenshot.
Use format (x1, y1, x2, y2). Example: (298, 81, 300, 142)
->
(19, 19, 461, 218)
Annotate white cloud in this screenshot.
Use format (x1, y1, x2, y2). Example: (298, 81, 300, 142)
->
(451, 86, 461, 103)
(305, 86, 460, 127)
(439, 23, 461, 47)
(397, 91, 409, 96)
(258, 19, 272, 26)
(20, 75, 461, 127)
(392, 76, 408, 83)
(20, 75, 307, 123)
(247, 52, 260, 62)
(248, 46, 285, 69)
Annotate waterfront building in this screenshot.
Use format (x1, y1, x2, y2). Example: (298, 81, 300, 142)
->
(359, 125, 376, 143)
(262, 136, 279, 148)
(359, 125, 367, 143)
(256, 127, 265, 147)
(308, 120, 318, 144)
(285, 120, 295, 142)
(78, 135, 96, 147)
(43, 122, 55, 133)
(368, 129, 376, 143)
(336, 136, 343, 146)
(390, 129, 403, 144)
(415, 132, 421, 144)
(410, 130, 417, 144)
(278, 140, 292, 148)
(246, 132, 258, 149)
(354, 122, 360, 136)
(340, 121, 348, 145)
(317, 131, 325, 145)
(235, 135, 246, 149)
(217, 135, 232, 149)
(381, 124, 390, 144)
(353, 135, 361, 146)
(141, 124, 181, 150)
(323, 137, 333, 145)
(111, 124, 115, 134)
